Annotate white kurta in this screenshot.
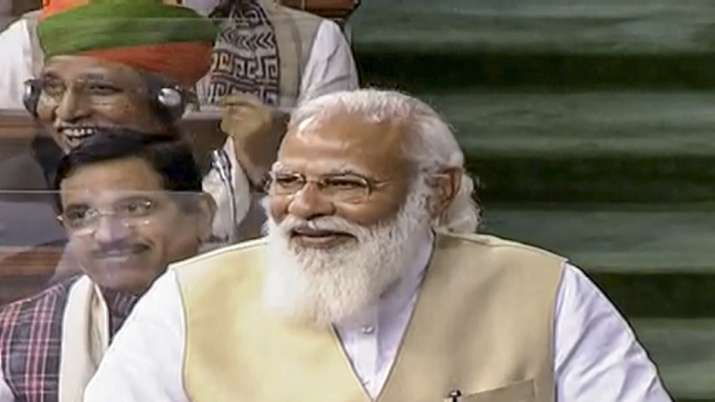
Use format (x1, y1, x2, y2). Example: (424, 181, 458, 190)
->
(84, 234, 671, 402)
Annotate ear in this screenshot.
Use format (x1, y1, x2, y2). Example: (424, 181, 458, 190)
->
(195, 193, 217, 242)
(425, 167, 462, 220)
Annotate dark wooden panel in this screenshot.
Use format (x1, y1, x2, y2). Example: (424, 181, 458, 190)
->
(11, 0, 41, 16)
(0, 245, 63, 306)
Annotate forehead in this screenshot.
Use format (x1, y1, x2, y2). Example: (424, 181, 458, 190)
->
(60, 157, 165, 204)
(42, 55, 146, 85)
(278, 113, 409, 177)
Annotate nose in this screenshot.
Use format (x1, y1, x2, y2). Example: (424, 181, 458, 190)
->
(286, 182, 336, 220)
(54, 87, 91, 123)
(92, 215, 132, 244)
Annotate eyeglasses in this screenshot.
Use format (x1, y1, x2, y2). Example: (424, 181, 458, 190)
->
(59, 198, 158, 236)
(28, 77, 198, 109)
(30, 77, 147, 104)
(267, 171, 387, 203)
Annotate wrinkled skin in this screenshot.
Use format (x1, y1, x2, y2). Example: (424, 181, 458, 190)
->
(36, 56, 167, 152)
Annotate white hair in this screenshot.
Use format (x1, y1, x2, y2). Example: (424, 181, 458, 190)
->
(289, 89, 480, 233)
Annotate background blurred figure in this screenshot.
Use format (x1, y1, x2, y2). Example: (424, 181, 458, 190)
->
(198, 0, 358, 107)
(8, 0, 253, 245)
(27, 0, 216, 153)
(86, 90, 671, 402)
(195, 0, 359, 239)
(0, 0, 222, 299)
(0, 6, 37, 110)
(0, 0, 358, 110)
(0, 131, 214, 402)
(0, 0, 215, 110)
(0, 0, 10, 29)
(0, 0, 358, 242)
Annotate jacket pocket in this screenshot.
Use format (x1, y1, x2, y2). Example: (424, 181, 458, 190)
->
(442, 379, 534, 402)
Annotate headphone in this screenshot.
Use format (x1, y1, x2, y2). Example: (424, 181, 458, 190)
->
(22, 79, 43, 118)
(23, 76, 197, 123)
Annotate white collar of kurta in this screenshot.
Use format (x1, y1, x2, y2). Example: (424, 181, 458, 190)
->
(58, 275, 112, 402)
(331, 229, 435, 398)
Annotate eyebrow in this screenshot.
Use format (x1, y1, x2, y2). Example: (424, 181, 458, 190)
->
(40, 71, 60, 80)
(62, 202, 89, 213)
(323, 169, 369, 177)
(40, 71, 112, 82)
(62, 192, 158, 208)
(275, 167, 368, 177)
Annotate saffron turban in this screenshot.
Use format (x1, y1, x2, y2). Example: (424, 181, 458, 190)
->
(38, 0, 218, 87)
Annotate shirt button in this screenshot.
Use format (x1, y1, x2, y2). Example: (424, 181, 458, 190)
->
(361, 325, 375, 335)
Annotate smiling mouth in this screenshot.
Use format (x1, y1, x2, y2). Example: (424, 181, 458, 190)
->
(93, 245, 148, 261)
(59, 127, 99, 148)
(290, 227, 356, 248)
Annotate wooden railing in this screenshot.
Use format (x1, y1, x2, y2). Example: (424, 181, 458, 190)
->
(0, 110, 39, 140)
(0, 245, 64, 306)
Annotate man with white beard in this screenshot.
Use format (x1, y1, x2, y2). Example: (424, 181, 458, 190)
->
(84, 89, 672, 402)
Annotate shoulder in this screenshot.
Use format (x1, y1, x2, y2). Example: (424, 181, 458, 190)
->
(0, 276, 80, 314)
(0, 276, 80, 334)
(0, 16, 28, 39)
(0, 10, 39, 47)
(271, 3, 324, 25)
(269, 3, 325, 44)
(310, 19, 348, 53)
(172, 238, 267, 280)
(171, 239, 267, 305)
(432, 231, 568, 284)
(436, 231, 567, 262)
(430, 233, 568, 307)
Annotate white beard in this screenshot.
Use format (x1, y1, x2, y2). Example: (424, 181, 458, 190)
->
(263, 184, 432, 327)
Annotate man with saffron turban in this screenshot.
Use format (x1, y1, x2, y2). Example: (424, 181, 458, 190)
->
(1, 0, 270, 246)
(1, 0, 357, 243)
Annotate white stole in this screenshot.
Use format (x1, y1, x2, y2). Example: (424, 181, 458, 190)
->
(202, 138, 252, 244)
(57, 276, 111, 402)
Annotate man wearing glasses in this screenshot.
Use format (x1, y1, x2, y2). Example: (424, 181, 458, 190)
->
(3, 0, 359, 244)
(87, 90, 671, 402)
(0, 130, 214, 402)
(9, 0, 257, 247)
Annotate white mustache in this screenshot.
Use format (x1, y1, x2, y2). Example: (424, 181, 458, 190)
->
(277, 215, 365, 238)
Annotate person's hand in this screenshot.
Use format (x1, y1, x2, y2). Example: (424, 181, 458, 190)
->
(220, 93, 287, 190)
